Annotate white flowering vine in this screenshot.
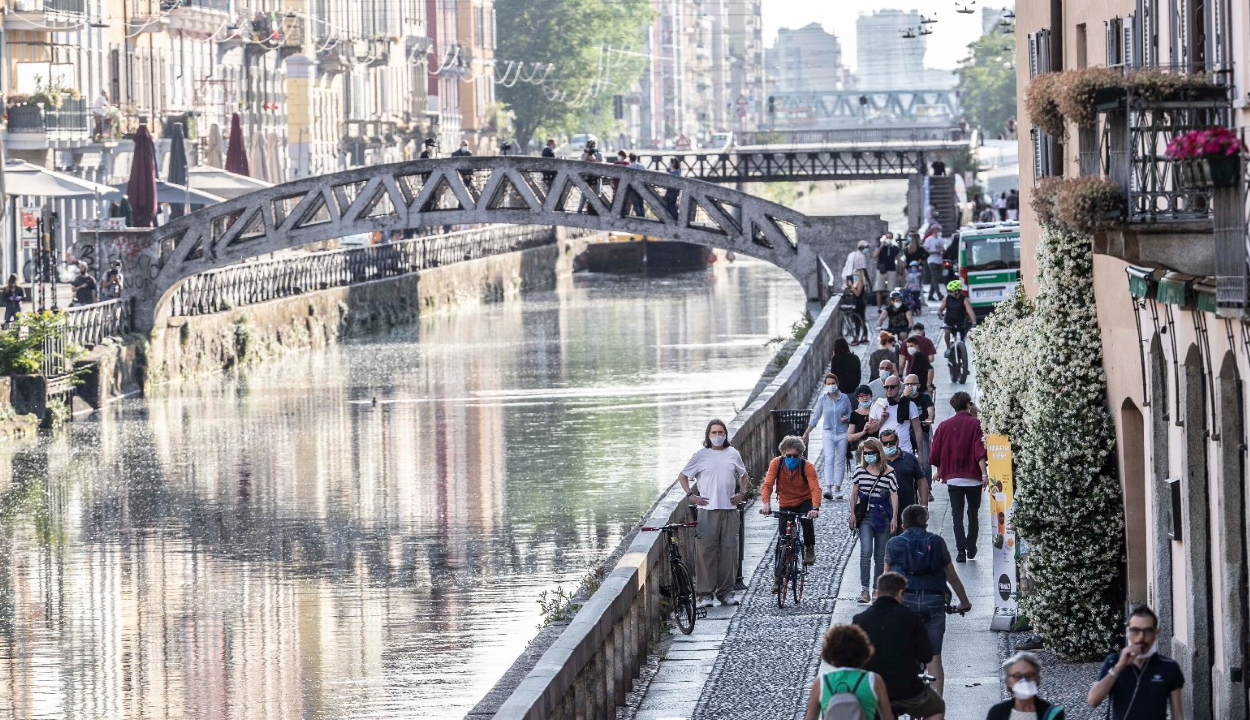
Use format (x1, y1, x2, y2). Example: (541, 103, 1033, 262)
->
(972, 224, 1125, 660)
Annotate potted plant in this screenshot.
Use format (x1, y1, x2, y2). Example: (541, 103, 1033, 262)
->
(1024, 72, 1064, 138)
(1054, 176, 1125, 233)
(1055, 67, 1123, 128)
(1165, 127, 1245, 189)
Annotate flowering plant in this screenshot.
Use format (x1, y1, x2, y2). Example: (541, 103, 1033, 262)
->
(1165, 127, 1246, 160)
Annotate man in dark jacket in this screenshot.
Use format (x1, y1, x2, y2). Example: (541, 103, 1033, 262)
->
(853, 571, 945, 720)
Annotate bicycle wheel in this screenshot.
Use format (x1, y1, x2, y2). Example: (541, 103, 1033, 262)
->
(957, 343, 969, 384)
(791, 542, 805, 604)
(671, 560, 696, 635)
(841, 312, 863, 344)
(777, 545, 793, 608)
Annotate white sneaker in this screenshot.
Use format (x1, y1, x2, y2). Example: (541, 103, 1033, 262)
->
(696, 595, 715, 609)
(718, 593, 741, 606)
(833, 487, 843, 500)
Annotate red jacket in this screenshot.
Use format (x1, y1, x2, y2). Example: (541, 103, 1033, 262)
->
(928, 411, 987, 481)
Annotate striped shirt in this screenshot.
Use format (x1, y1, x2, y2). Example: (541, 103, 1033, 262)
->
(851, 467, 898, 498)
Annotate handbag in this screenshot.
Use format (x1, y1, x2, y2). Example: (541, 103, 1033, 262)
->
(854, 472, 885, 523)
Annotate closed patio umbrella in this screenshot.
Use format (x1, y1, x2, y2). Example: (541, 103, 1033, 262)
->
(206, 123, 223, 168)
(167, 122, 191, 218)
(127, 125, 159, 228)
(225, 113, 250, 177)
(249, 131, 269, 183)
(186, 166, 273, 200)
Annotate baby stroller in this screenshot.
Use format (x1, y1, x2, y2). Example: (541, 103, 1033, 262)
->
(903, 261, 926, 315)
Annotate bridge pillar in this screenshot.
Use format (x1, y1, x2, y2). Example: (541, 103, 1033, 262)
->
(802, 215, 890, 291)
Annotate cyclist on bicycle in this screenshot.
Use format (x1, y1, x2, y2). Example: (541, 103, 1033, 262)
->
(937, 280, 976, 351)
(853, 572, 945, 720)
(761, 436, 821, 591)
(878, 289, 914, 341)
(839, 274, 868, 345)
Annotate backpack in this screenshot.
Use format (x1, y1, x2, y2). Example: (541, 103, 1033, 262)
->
(896, 531, 943, 576)
(821, 670, 868, 720)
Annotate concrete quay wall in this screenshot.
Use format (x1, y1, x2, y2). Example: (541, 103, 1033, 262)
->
(479, 299, 843, 719)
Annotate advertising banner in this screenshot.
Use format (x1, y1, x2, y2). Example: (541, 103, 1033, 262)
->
(986, 433, 1018, 630)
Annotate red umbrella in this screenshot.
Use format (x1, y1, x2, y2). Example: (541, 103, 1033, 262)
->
(225, 112, 250, 177)
(127, 124, 158, 228)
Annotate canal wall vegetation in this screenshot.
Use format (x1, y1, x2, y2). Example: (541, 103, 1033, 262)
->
(474, 298, 842, 719)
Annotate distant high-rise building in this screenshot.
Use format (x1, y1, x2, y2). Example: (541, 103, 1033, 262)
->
(768, 23, 848, 94)
(855, 10, 926, 90)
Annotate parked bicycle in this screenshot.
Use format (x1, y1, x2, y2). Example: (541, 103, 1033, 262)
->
(770, 510, 809, 608)
(640, 521, 700, 634)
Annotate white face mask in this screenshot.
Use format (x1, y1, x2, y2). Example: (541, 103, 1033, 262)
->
(1137, 640, 1157, 658)
(826, 384, 837, 395)
(880, 369, 891, 380)
(710, 435, 726, 447)
(907, 347, 918, 355)
(1011, 679, 1039, 700)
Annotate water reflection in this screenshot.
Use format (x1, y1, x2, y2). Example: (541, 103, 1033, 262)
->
(0, 259, 806, 719)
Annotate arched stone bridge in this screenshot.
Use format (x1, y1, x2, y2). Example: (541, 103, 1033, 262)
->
(116, 157, 877, 332)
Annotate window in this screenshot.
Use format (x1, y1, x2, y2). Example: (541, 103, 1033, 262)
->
(1106, 17, 1124, 66)
(1076, 24, 1087, 68)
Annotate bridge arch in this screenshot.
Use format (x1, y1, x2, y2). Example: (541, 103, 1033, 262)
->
(115, 157, 851, 332)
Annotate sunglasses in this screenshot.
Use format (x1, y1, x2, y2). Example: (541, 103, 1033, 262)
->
(885, 385, 900, 390)
(882, 440, 898, 447)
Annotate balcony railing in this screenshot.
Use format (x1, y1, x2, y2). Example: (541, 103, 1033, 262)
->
(6, 97, 90, 135)
(1099, 92, 1231, 224)
(14, 0, 87, 14)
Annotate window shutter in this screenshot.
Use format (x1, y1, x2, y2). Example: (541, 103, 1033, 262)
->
(1028, 33, 1039, 77)
(1124, 15, 1137, 68)
(1140, 0, 1153, 66)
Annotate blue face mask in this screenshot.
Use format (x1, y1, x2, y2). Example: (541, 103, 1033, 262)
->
(864, 453, 879, 465)
(783, 456, 801, 471)
(858, 400, 871, 409)
(880, 369, 891, 380)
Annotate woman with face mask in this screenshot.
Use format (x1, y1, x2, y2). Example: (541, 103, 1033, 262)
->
(803, 374, 853, 500)
(986, 652, 1065, 720)
(848, 437, 898, 604)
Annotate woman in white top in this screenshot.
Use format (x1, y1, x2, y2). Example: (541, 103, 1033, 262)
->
(677, 419, 749, 608)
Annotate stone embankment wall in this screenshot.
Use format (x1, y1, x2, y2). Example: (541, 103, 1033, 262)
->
(133, 232, 589, 386)
(478, 299, 842, 719)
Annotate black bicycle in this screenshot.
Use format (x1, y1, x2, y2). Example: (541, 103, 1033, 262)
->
(942, 318, 972, 384)
(770, 510, 809, 608)
(892, 606, 967, 719)
(640, 521, 699, 634)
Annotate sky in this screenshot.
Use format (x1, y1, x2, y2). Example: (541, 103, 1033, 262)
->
(761, 0, 1013, 71)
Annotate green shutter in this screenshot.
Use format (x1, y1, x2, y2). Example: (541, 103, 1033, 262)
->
(1156, 274, 1190, 306)
(1126, 266, 1154, 298)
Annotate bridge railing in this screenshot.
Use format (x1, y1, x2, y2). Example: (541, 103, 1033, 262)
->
(735, 126, 971, 146)
(166, 225, 560, 317)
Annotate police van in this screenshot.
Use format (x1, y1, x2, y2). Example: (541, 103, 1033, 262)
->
(957, 221, 1021, 318)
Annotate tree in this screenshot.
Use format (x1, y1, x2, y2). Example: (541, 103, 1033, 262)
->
(955, 32, 1017, 138)
(495, 0, 652, 152)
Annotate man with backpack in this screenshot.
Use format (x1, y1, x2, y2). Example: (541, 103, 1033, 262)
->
(884, 504, 972, 698)
(854, 572, 945, 720)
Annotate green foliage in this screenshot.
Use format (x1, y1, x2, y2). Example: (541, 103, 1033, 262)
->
(233, 315, 256, 363)
(46, 399, 70, 429)
(956, 33, 1017, 138)
(495, 0, 653, 150)
(537, 567, 606, 628)
(973, 224, 1125, 660)
(0, 311, 69, 375)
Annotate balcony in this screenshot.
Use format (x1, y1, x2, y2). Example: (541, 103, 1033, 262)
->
(166, 0, 231, 35)
(6, 0, 86, 31)
(1089, 88, 1232, 278)
(5, 98, 91, 150)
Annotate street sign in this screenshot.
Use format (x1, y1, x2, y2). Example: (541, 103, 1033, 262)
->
(675, 133, 691, 150)
(735, 94, 748, 108)
(20, 206, 39, 249)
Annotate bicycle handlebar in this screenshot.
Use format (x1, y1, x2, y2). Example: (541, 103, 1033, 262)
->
(640, 521, 699, 532)
(767, 510, 810, 518)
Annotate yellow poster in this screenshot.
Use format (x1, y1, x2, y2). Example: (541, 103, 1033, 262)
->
(986, 434, 1018, 625)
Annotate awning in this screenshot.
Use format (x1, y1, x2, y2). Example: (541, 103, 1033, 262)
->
(1193, 280, 1217, 314)
(1126, 265, 1155, 299)
(1156, 272, 1193, 307)
(3, 159, 123, 200)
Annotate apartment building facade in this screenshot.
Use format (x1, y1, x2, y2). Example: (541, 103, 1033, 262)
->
(1016, 1, 1250, 717)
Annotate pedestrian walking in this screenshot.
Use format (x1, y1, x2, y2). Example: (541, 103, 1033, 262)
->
(988, 651, 1066, 720)
(830, 338, 862, 395)
(904, 373, 935, 469)
(803, 373, 852, 500)
(3, 275, 24, 326)
(872, 234, 901, 306)
(1006, 189, 1020, 221)
(928, 391, 988, 562)
(877, 376, 924, 458)
(869, 357, 897, 401)
(995, 191, 1008, 221)
(847, 384, 880, 470)
(849, 437, 898, 604)
(904, 232, 927, 270)
(663, 157, 681, 219)
(451, 139, 473, 156)
(581, 139, 603, 162)
(760, 435, 821, 583)
(626, 153, 647, 217)
(1087, 605, 1185, 720)
(419, 138, 437, 159)
(839, 274, 868, 344)
(541, 138, 557, 189)
(879, 428, 927, 522)
(903, 336, 934, 394)
(868, 332, 899, 382)
(909, 324, 938, 387)
(803, 624, 896, 720)
(677, 419, 749, 608)
(843, 240, 870, 282)
(853, 572, 945, 720)
(884, 504, 973, 696)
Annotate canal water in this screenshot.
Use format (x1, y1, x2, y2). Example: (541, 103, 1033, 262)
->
(0, 258, 807, 719)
